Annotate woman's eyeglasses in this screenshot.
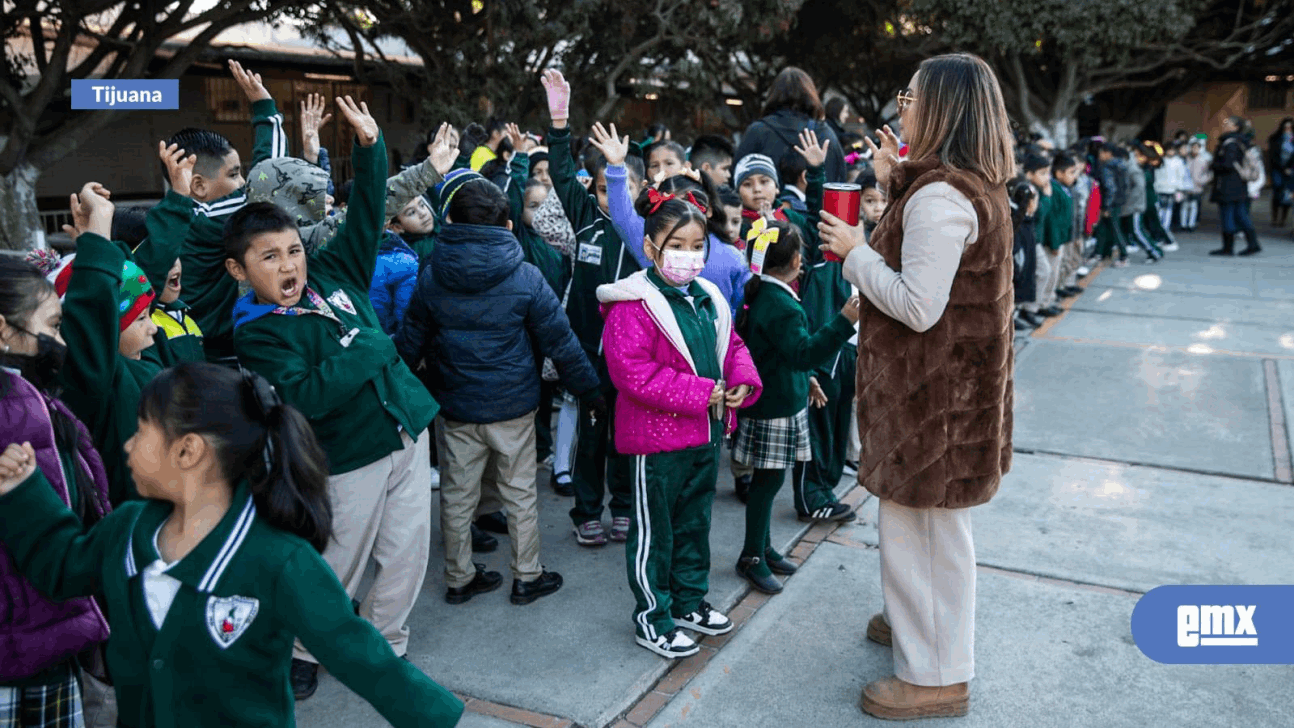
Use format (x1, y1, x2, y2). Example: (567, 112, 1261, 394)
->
(896, 88, 916, 113)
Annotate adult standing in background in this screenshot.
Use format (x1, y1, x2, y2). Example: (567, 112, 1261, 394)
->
(1265, 117, 1293, 227)
(819, 52, 1016, 721)
(1209, 116, 1261, 256)
(735, 67, 848, 183)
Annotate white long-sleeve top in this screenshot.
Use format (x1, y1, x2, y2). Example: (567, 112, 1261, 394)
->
(842, 182, 979, 334)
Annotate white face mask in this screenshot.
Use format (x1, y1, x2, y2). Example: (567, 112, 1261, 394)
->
(658, 249, 705, 286)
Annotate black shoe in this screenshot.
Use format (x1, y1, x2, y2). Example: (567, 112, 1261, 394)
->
(1055, 288, 1078, 299)
(291, 658, 318, 700)
(1208, 248, 1233, 256)
(1238, 246, 1261, 256)
(474, 511, 508, 535)
(1014, 316, 1033, 332)
(445, 564, 503, 604)
(511, 570, 563, 605)
(471, 524, 498, 553)
(1020, 311, 1045, 327)
(798, 501, 857, 523)
(551, 470, 574, 497)
(735, 556, 783, 594)
(734, 474, 752, 504)
(765, 551, 799, 576)
(1039, 306, 1065, 317)
(1062, 286, 1084, 296)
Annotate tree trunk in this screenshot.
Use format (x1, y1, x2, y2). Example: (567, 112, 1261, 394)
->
(1031, 117, 1078, 149)
(0, 163, 43, 251)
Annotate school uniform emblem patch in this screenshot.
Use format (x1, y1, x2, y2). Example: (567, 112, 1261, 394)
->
(205, 595, 259, 648)
(327, 289, 357, 315)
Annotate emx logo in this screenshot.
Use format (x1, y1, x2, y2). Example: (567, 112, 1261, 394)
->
(1132, 586, 1293, 664)
(1177, 605, 1257, 647)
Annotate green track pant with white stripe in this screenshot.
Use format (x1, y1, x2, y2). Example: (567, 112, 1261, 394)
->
(625, 442, 719, 641)
(793, 343, 855, 517)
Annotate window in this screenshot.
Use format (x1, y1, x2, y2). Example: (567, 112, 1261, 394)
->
(1249, 81, 1289, 110)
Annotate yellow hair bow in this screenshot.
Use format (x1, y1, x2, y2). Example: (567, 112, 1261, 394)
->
(747, 216, 779, 275)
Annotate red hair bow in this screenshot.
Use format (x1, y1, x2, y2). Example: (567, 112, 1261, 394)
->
(646, 188, 709, 216)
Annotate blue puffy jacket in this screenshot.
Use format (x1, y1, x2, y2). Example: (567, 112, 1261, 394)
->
(394, 222, 599, 424)
(369, 232, 419, 335)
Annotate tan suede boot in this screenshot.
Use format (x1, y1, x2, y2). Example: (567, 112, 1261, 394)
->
(860, 676, 969, 720)
(866, 612, 892, 647)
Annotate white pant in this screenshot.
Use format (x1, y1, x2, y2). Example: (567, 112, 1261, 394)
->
(1026, 243, 1060, 311)
(879, 499, 976, 686)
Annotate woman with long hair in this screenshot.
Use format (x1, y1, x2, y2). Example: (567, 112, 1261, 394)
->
(820, 52, 1016, 720)
(734, 67, 848, 182)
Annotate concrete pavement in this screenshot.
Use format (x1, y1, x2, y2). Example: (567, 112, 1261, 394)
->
(298, 212, 1294, 727)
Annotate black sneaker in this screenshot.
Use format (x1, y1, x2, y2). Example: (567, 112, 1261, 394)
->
(291, 658, 318, 700)
(551, 470, 574, 497)
(798, 502, 857, 523)
(471, 524, 498, 553)
(734, 474, 752, 504)
(474, 511, 509, 535)
(635, 628, 700, 658)
(511, 570, 563, 605)
(675, 601, 734, 635)
(445, 563, 504, 604)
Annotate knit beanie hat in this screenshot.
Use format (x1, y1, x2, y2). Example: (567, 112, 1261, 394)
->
(29, 251, 155, 332)
(734, 154, 779, 189)
(435, 168, 486, 219)
(246, 157, 331, 226)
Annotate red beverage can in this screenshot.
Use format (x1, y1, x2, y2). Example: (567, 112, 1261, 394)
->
(821, 183, 861, 262)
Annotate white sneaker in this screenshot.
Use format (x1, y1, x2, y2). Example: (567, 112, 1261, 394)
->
(675, 601, 733, 635)
(1162, 242, 1179, 252)
(429, 467, 441, 490)
(636, 628, 700, 658)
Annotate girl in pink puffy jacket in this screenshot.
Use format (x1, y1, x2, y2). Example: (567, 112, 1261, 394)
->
(597, 187, 762, 660)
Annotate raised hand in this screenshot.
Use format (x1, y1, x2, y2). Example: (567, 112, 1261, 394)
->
(540, 69, 570, 126)
(506, 123, 536, 153)
(794, 128, 830, 168)
(588, 122, 629, 167)
(0, 442, 37, 495)
(335, 95, 379, 147)
(158, 141, 197, 198)
(427, 122, 459, 176)
(864, 125, 902, 187)
(63, 182, 114, 239)
(228, 59, 271, 103)
(300, 93, 332, 164)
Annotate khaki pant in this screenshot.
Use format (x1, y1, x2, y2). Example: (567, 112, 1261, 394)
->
(1058, 236, 1084, 289)
(878, 499, 975, 686)
(437, 411, 543, 588)
(1024, 243, 1059, 311)
(294, 429, 432, 661)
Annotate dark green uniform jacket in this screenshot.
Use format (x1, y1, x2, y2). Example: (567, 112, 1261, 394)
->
(739, 278, 854, 420)
(59, 233, 162, 504)
(232, 135, 438, 476)
(0, 472, 464, 728)
(180, 98, 286, 362)
(130, 190, 205, 366)
(1034, 184, 1054, 251)
(547, 126, 640, 376)
(1045, 179, 1074, 252)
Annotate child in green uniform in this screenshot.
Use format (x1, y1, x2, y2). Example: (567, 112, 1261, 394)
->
(0, 362, 464, 728)
(228, 97, 438, 699)
(733, 219, 859, 594)
(540, 70, 642, 546)
(598, 189, 762, 658)
(145, 142, 206, 366)
(35, 183, 162, 505)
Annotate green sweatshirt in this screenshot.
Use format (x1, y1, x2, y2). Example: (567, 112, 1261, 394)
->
(58, 233, 161, 504)
(505, 152, 570, 296)
(0, 472, 464, 728)
(180, 98, 286, 362)
(788, 165, 852, 381)
(233, 135, 438, 476)
(1034, 183, 1054, 251)
(739, 278, 854, 420)
(548, 126, 640, 370)
(132, 190, 205, 365)
(1045, 178, 1075, 251)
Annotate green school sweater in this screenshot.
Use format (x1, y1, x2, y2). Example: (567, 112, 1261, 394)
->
(180, 98, 285, 362)
(1045, 178, 1074, 251)
(506, 152, 570, 296)
(792, 165, 853, 381)
(548, 126, 640, 371)
(1034, 184, 1054, 251)
(0, 472, 464, 728)
(233, 135, 438, 476)
(58, 233, 162, 504)
(130, 190, 205, 365)
(739, 278, 854, 420)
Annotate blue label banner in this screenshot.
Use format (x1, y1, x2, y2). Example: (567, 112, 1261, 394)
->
(71, 79, 178, 110)
(1131, 585, 1294, 664)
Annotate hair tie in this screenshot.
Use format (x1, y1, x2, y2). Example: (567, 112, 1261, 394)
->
(646, 188, 674, 214)
(746, 217, 779, 275)
(684, 192, 708, 215)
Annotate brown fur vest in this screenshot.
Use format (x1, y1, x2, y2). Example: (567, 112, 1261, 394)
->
(855, 157, 1014, 509)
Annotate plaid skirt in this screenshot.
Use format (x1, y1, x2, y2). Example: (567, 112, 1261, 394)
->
(0, 667, 85, 728)
(732, 409, 812, 470)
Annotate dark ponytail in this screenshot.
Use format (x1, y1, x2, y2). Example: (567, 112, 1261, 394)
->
(138, 363, 333, 552)
(657, 173, 727, 242)
(735, 220, 802, 338)
(634, 184, 710, 255)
